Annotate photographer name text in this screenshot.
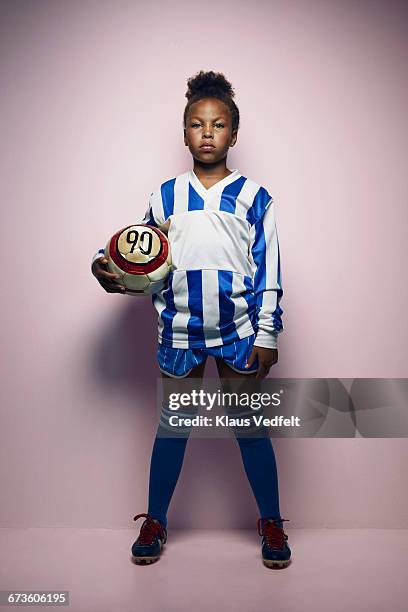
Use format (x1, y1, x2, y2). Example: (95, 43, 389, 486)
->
(168, 415, 301, 428)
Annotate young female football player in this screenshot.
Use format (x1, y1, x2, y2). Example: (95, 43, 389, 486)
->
(92, 70, 291, 568)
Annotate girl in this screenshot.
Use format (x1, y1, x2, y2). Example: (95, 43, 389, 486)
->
(91, 70, 291, 568)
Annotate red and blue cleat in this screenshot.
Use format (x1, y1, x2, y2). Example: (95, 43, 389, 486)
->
(257, 517, 291, 568)
(131, 513, 167, 565)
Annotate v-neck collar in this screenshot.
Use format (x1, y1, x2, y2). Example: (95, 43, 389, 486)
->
(189, 168, 240, 196)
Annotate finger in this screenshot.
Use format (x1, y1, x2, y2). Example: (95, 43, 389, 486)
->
(93, 258, 117, 274)
(100, 281, 126, 293)
(99, 277, 123, 288)
(104, 287, 126, 293)
(245, 348, 257, 369)
(98, 270, 121, 280)
(92, 258, 107, 271)
(93, 264, 121, 280)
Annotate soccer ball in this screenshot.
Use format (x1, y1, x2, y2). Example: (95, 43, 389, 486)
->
(105, 224, 172, 295)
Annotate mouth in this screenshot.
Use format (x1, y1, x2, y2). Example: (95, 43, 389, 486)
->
(200, 144, 216, 151)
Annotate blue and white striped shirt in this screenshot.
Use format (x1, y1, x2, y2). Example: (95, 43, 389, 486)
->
(93, 168, 284, 349)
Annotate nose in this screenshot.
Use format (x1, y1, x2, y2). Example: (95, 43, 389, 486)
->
(203, 124, 214, 138)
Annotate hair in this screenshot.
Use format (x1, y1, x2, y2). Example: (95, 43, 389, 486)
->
(183, 70, 240, 132)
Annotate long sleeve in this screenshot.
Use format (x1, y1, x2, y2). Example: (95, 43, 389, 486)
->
(92, 247, 105, 265)
(91, 191, 161, 267)
(140, 192, 160, 227)
(249, 198, 284, 349)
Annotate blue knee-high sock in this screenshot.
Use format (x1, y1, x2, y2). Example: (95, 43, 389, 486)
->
(147, 427, 283, 529)
(147, 430, 189, 529)
(236, 436, 283, 528)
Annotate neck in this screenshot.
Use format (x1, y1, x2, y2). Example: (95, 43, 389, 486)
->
(193, 160, 232, 180)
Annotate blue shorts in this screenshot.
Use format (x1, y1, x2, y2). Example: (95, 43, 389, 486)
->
(157, 334, 259, 378)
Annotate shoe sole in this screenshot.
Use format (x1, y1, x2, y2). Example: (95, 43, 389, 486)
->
(131, 542, 165, 565)
(262, 558, 291, 569)
(131, 555, 160, 565)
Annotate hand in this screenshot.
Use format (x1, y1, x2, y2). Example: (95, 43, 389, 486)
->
(91, 257, 126, 293)
(245, 346, 278, 379)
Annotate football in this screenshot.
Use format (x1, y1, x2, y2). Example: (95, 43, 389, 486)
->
(105, 224, 172, 295)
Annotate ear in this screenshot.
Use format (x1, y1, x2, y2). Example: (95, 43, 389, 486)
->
(183, 128, 188, 146)
(229, 129, 238, 147)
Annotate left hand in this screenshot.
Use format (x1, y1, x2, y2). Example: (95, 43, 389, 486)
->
(245, 346, 278, 379)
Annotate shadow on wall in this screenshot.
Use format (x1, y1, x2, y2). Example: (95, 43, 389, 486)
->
(92, 296, 158, 397)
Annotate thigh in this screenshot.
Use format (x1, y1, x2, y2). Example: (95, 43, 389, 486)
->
(159, 359, 206, 437)
(215, 358, 257, 379)
(160, 359, 206, 415)
(216, 357, 258, 404)
(215, 358, 269, 440)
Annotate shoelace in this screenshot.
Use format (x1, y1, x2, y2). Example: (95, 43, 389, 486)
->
(133, 513, 165, 545)
(257, 517, 289, 550)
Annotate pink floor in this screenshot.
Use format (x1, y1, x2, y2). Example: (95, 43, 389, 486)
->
(0, 528, 407, 612)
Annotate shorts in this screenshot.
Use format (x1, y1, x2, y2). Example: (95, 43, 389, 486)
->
(157, 334, 259, 378)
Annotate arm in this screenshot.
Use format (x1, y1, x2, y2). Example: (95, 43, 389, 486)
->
(250, 198, 283, 349)
(246, 198, 283, 377)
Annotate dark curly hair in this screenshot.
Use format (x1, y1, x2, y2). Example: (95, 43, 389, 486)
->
(183, 70, 240, 132)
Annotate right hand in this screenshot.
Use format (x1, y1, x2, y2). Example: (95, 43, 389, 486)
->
(91, 257, 126, 293)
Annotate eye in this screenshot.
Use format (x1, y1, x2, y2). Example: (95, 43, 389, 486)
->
(190, 122, 225, 128)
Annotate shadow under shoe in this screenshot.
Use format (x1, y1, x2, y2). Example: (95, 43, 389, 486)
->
(131, 513, 167, 565)
(257, 517, 291, 569)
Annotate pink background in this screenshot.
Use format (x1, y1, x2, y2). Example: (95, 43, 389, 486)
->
(1, 0, 407, 531)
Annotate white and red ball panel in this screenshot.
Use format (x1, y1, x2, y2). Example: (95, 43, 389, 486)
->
(105, 224, 171, 296)
(125, 279, 168, 296)
(147, 260, 172, 283)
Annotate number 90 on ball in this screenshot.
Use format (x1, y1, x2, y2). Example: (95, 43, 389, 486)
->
(105, 224, 172, 296)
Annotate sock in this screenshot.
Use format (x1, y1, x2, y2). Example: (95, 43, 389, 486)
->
(146, 412, 283, 530)
(235, 436, 283, 527)
(147, 428, 190, 529)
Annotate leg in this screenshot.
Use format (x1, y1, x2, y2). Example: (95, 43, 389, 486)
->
(147, 360, 206, 527)
(216, 358, 283, 527)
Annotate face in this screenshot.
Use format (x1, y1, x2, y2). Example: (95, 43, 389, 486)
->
(184, 97, 237, 164)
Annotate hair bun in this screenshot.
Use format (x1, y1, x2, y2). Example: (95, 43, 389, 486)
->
(185, 70, 235, 100)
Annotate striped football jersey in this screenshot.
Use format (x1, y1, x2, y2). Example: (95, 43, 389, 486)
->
(92, 168, 283, 349)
